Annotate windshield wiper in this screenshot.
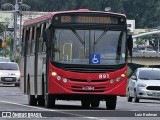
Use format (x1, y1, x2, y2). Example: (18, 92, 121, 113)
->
(94, 29, 108, 44)
(71, 29, 85, 45)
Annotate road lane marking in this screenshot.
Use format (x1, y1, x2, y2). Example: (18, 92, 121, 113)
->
(1, 91, 22, 95)
(0, 100, 101, 120)
(128, 102, 160, 110)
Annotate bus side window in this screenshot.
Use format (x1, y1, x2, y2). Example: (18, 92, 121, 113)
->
(30, 27, 35, 55)
(27, 28, 32, 55)
(21, 29, 26, 57)
(38, 24, 42, 53)
(26, 28, 30, 56)
(39, 23, 46, 53)
(39, 39, 43, 53)
(36, 25, 41, 54)
(42, 23, 47, 52)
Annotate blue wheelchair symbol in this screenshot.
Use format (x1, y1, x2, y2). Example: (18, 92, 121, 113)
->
(90, 54, 100, 64)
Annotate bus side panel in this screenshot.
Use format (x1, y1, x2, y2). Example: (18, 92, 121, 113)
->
(29, 55, 35, 95)
(37, 53, 46, 95)
(28, 55, 36, 95)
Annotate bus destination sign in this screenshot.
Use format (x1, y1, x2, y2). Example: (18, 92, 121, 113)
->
(60, 15, 118, 24)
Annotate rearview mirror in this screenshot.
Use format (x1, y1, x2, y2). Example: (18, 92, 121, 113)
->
(127, 35, 133, 57)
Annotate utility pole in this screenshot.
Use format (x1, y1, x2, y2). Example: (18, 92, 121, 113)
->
(158, 38, 159, 53)
(2, 0, 30, 62)
(18, 0, 30, 58)
(13, 0, 19, 62)
(19, 1, 23, 58)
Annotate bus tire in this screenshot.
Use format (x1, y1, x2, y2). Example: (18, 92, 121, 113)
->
(45, 94, 55, 108)
(127, 89, 132, 102)
(28, 76, 37, 106)
(37, 95, 45, 106)
(28, 94, 37, 106)
(91, 100, 100, 107)
(106, 96, 117, 110)
(81, 98, 90, 108)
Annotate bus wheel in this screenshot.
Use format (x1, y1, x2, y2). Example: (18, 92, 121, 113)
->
(91, 100, 100, 108)
(28, 95, 37, 106)
(37, 95, 45, 106)
(45, 94, 55, 108)
(106, 96, 117, 110)
(81, 98, 90, 108)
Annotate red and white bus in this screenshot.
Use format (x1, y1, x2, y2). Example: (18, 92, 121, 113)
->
(20, 9, 133, 110)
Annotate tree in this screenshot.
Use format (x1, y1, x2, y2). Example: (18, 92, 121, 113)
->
(7, 34, 14, 51)
(135, 38, 145, 45)
(0, 23, 5, 33)
(1, 0, 160, 28)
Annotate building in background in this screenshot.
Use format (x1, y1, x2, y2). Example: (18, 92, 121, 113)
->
(127, 20, 135, 33)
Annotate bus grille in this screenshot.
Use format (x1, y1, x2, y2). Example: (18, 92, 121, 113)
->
(64, 68, 115, 73)
(51, 61, 126, 73)
(70, 82, 112, 93)
(72, 90, 105, 92)
(69, 79, 107, 83)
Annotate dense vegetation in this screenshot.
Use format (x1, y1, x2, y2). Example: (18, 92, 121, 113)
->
(1, 0, 160, 28)
(0, 23, 5, 33)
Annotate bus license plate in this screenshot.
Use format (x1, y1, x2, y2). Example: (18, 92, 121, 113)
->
(82, 86, 94, 91)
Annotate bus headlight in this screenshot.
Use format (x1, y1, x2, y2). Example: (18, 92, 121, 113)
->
(116, 77, 120, 82)
(51, 72, 57, 76)
(110, 79, 114, 84)
(121, 74, 125, 78)
(63, 78, 68, 83)
(57, 76, 61, 80)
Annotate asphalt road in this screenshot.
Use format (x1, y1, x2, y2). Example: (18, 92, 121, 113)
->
(0, 84, 160, 120)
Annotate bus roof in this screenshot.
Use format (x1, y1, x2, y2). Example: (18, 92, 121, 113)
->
(23, 9, 126, 26)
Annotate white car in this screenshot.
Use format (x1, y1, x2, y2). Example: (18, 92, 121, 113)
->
(127, 68, 160, 103)
(140, 48, 156, 53)
(0, 62, 20, 87)
(0, 57, 11, 62)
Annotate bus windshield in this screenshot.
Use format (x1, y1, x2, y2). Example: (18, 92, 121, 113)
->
(52, 29, 126, 65)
